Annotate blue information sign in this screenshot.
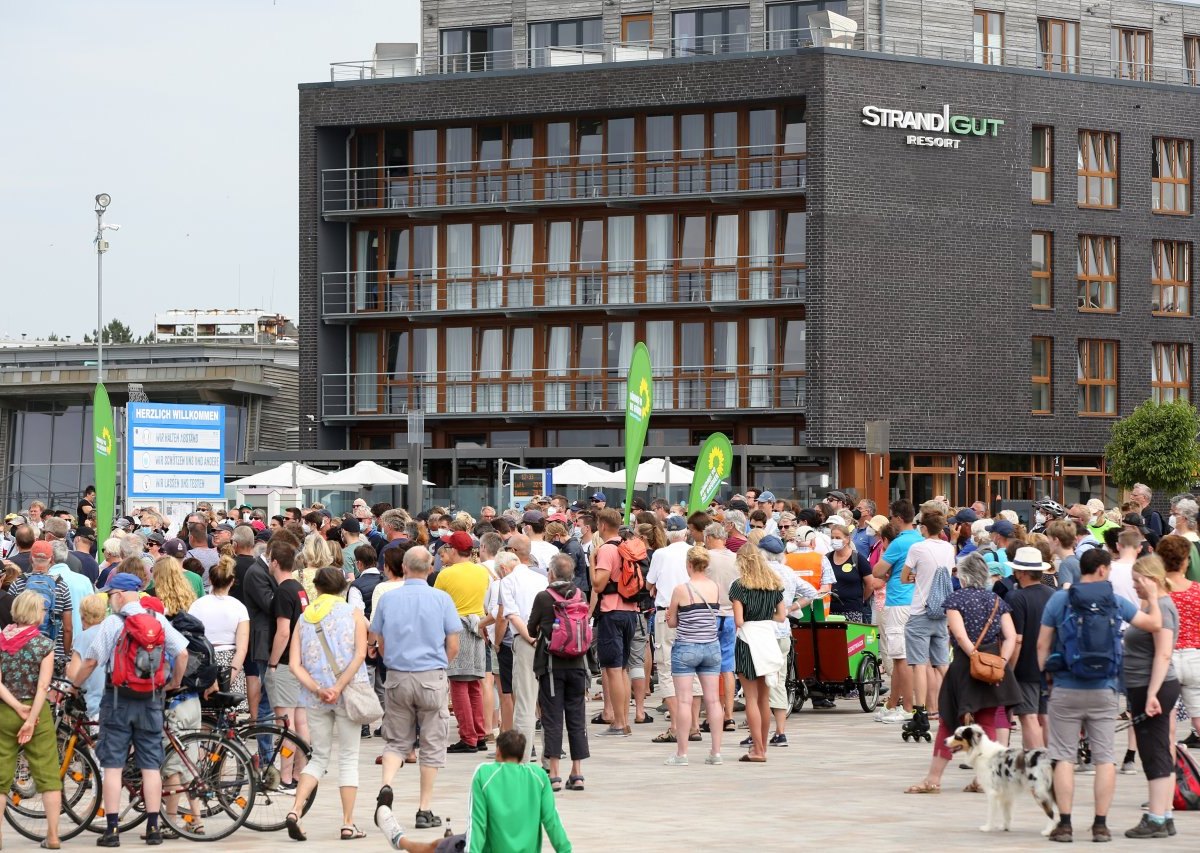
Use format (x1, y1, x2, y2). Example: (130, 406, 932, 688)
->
(126, 403, 226, 500)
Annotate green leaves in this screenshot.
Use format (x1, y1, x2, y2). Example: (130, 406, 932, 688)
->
(1105, 398, 1200, 492)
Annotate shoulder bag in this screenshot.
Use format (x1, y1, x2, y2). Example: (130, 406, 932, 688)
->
(968, 597, 1006, 686)
(315, 620, 383, 724)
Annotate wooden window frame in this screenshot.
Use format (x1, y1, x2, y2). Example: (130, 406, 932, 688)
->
(974, 10, 1004, 65)
(1151, 342, 1191, 403)
(1077, 339, 1119, 417)
(1112, 27, 1152, 81)
(1152, 240, 1191, 317)
(1077, 235, 1118, 313)
(1039, 18, 1079, 74)
(1032, 336, 1053, 415)
(1077, 130, 1119, 209)
(1032, 125, 1053, 204)
(1187, 36, 1200, 86)
(1032, 231, 1053, 309)
(621, 13, 653, 44)
(1152, 137, 1191, 215)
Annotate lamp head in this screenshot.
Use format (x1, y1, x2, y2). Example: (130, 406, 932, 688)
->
(95, 193, 111, 211)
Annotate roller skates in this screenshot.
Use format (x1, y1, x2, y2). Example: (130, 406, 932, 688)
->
(901, 706, 931, 743)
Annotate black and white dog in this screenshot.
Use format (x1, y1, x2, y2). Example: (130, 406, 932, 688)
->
(945, 724, 1057, 835)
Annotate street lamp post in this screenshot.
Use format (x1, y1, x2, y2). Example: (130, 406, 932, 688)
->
(93, 193, 114, 381)
(407, 409, 425, 511)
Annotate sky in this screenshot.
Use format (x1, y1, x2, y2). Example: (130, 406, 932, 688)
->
(0, 0, 419, 341)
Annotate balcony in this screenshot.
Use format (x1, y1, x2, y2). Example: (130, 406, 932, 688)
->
(322, 255, 805, 321)
(321, 367, 805, 421)
(321, 144, 805, 218)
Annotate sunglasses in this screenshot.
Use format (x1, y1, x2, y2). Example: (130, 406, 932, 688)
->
(779, 524, 794, 530)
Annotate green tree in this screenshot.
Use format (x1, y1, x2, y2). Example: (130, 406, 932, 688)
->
(1105, 398, 1200, 493)
(83, 319, 135, 344)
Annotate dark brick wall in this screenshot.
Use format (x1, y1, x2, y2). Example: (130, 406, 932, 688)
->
(298, 48, 1200, 455)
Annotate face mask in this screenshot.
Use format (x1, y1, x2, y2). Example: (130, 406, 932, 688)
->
(1169, 514, 1178, 530)
(831, 539, 847, 551)
(139, 526, 152, 536)
(301, 523, 311, 534)
(866, 529, 877, 539)
(438, 528, 452, 538)
(771, 512, 781, 522)
(1035, 512, 1046, 526)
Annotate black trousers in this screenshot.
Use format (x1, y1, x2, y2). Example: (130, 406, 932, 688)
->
(537, 667, 590, 763)
(1127, 680, 1182, 781)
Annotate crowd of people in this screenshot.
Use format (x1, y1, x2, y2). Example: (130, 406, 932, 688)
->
(2, 482, 1198, 848)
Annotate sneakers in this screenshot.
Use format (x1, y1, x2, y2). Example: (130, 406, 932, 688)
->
(739, 735, 753, 747)
(374, 785, 393, 825)
(1048, 823, 1073, 843)
(880, 707, 912, 724)
(476, 741, 488, 751)
(375, 806, 405, 850)
(143, 828, 163, 846)
(97, 831, 121, 848)
(1180, 731, 1200, 748)
(414, 810, 442, 830)
(361, 724, 372, 739)
(598, 726, 629, 737)
(1124, 815, 1167, 839)
(1092, 824, 1112, 843)
(769, 733, 789, 747)
(447, 740, 477, 754)
(663, 754, 689, 766)
(1165, 817, 1177, 837)
(1120, 759, 1138, 775)
(1075, 762, 1096, 775)
(705, 753, 723, 765)
(872, 706, 889, 722)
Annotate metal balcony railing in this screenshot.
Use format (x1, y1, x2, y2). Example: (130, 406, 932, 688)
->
(321, 255, 806, 319)
(321, 144, 805, 216)
(328, 26, 1200, 88)
(321, 366, 805, 420)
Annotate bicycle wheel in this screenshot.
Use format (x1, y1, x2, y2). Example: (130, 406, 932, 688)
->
(238, 725, 315, 832)
(90, 757, 148, 834)
(784, 645, 803, 717)
(5, 737, 101, 842)
(160, 732, 255, 841)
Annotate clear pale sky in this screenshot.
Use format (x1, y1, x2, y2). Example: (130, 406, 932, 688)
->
(0, 0, 418, 341)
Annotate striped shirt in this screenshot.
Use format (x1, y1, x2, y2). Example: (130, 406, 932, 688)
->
(675, 582, 719, 644)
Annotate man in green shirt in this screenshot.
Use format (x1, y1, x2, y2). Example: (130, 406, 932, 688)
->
(376, 730, 571, 853)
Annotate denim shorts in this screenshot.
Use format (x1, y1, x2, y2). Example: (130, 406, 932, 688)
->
(671, 640, 722, 676)
(717, 616, 736, 673)
(97, 691, 164, 770)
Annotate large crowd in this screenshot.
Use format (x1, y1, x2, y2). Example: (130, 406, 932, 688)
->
(1, 483, 1199, 848)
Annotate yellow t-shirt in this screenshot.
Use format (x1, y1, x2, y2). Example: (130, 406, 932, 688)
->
(434, 561, 491, 617)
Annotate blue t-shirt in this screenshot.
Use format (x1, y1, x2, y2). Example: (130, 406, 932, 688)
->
(76, 625, 106, 718)
(1040, 586, 1139, 691)
(881, 529, 922, 607)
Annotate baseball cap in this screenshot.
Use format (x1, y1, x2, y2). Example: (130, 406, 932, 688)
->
(1086, 498, 1106, 515)
(218, 520, 236, 531)
(146, 531, 166, 546)
(590, 492, 607, 502)
(825, 489, 849, 504)
(521, 509, 544, 524)
(4, 513, 26, 525)
(113, 517, 133, 531)
(950, 508, 979, 526)
(665, 516, 687, 532)
(758, 491, 776, 503)
(825, 515, 849, 529)
(447, 531, 474, 553)
(100, 573, 143, 593)
(141, 596, 165, 614)
(547, 512, 568, 523)
(30, 540, 54, 559)
(985, 519, 1016, 538)
(162, 538, 188, 559)
(729, 498, 750, 512)
(250, 519, 266, 532)
(758, 535, 785, 554)
(341, 517, 361, 534)
(569, 500, 585, 512)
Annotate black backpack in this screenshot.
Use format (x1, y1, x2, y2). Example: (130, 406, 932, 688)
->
(169, 611, 219, 694)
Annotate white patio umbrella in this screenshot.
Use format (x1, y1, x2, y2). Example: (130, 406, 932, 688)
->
(551, 458, 616, 486)
(228, 462, 328, 489)
(314, 460, 433, 489)
(590, 457, 695, 489)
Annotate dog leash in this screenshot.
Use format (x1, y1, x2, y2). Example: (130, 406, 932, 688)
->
(1115, 713, 1151, 732)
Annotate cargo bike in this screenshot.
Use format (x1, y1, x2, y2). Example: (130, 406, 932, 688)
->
(783, 601, 884, 715)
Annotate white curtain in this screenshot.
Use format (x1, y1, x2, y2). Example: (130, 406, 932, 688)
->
(354, 232, 371, 311)
(355, 332, 377, 412)
(608, 216, 634, 304)
(748, 210, 775, 300)
(478, 328, 502, 411)
(446, 327, 472, 412)
(447, 224, 472, 310)
(413, 328, 438, 411)
(546, 326, 570, 410)
(478, 224, 504, 308)
(646, 215, 672, 303)
(510, 328, 534, 411)
(748, 318, 773, 407)
(547, 221, 571, 306)
(508, 223, 533, 307)
(646, 320, 674, 410)
(712, 214, 738, 301)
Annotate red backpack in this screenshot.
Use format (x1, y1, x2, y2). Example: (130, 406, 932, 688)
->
(1175, 747, 1200, 811)
(615, 538, 648, 602)
(110, 613, 168, 697)
(545, 588, 592, 658)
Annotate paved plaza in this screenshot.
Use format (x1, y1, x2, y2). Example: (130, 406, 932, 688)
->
(5, 699, 1183, 853)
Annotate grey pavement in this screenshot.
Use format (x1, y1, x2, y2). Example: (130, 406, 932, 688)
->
(3, 699, 1187, 851)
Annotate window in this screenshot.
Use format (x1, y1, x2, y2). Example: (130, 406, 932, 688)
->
(621, 14, 652, 44)
(1077, 130, 1118, 208)
(1038, 18, 1079, 73)
(1152, 138, 1191, 214)
(974, 10, 1004, 65)
(767, 2, 848, 48)
(1152, 240, 1191, 316)
(1032, 337, 1052, 414)
(1032, 232, 1052, 309)
(528, 17, 602, 67)
(1152, 343, 1190, 403)
(1188, 36, 1200, 86)
(1112, 28, 1151, 81)
(1032, 126, 1052, 203)
(673, 6, 750, 55)
(1077, 340, 1118, 416)
(439, 25, 513, 72)
(1077, 236, 1118, 312)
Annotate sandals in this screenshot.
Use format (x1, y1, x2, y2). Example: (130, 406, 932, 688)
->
(566, 775, 585, 791)
(634, 713, 654, 724)
(723, 719, 737, 732)
(548, 776, 563, 792)
(904, 781, 941, 794)
(286, 812, 307, 841)
(590, 713, 612, 725)
(341, 825, 367, 840)
(738, 754, 766, 763)
(39, 842, 61, 850)
(651, 731, 677, 743)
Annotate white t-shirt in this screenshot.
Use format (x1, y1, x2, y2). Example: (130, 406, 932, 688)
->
(1108, 559, 1139, 614)
(529, 540, 558, 576)
(646, 540, 692, 609)
(372, 579, 404, 614)
(498, 563, 548, 625)
(903, 538, 956, 611)
(187, 594, 249, 649)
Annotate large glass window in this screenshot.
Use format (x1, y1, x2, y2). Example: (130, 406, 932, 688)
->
(1077, 340, 1118, 416)
(1038, 18, 1079, 73)
(439, 25, 513, 72)
(1188, 36, 1200, 86)
(1032, 337, 1052, 414)
(1112, 27, 1152, 81)
(1077, 236, 1118, 313)
(1032, 126, 1052, 203)
(767, 2, 848, 48)
(1078, 130, 1119, 208)
(1032, 231, 1052, 309)
(1152, 138, 1191, 214)
(673, 6, 750, 55)
(1152, 343, 1190, 403)
(1152, 240, 1191, 316)
(974, 10, 1004, 64)
(529, 17, 603, 67)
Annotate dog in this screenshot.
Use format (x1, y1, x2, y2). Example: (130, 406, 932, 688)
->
(945, 723, 1057, 835)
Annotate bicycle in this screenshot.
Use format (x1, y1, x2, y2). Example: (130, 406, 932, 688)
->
(200, 691, 315, 833)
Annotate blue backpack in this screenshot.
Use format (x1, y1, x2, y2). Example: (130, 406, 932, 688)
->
(924, 566, 954, 620)
(24, 573, 59, 642)
(1047, 581, 1122, 680)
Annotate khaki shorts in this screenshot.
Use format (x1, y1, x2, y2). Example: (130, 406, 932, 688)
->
(265, 665, 301, 709)
(881, 605, 911, 660)
(768, 636, 793, 710)
(162, 696, 202, 779)
(382, 669, 452, 768)
(654, 611, 702, 698)
(1174, 648, 1200, 718)
(1046, 686, 1119, 765)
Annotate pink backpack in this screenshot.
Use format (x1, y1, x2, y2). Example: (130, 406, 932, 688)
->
(545, 588, 591, 658)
